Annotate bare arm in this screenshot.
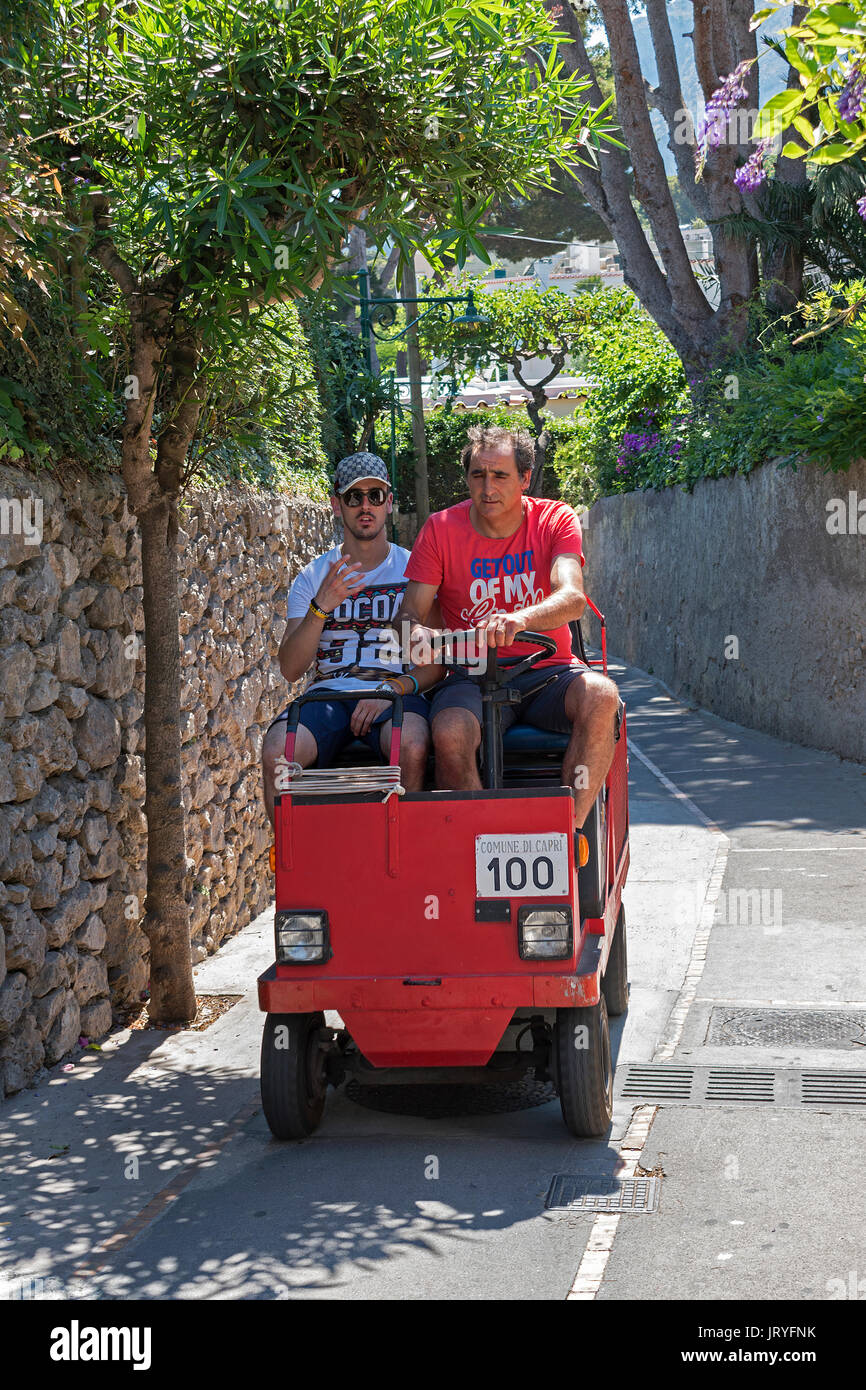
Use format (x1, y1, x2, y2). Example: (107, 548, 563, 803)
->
(277, 556, 366, 681)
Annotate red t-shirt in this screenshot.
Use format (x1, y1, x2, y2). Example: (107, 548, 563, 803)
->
(405, 497, 584, 667)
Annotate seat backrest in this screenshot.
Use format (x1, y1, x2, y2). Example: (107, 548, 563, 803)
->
(570, 619, 588, 664)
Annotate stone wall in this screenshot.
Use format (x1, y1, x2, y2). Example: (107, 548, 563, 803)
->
(0, 465, 332, 1095)
(581, 455, 866, 764)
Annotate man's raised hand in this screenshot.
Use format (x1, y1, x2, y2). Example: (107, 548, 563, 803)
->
(315, 556, 367, 613)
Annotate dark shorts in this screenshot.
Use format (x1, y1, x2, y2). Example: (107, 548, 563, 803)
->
(270, 694, 430, 767)
(429, 664, 593, 736)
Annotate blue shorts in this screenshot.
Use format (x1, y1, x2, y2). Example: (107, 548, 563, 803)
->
(271, 693, 430, 767)
(429, 664, 591, 734)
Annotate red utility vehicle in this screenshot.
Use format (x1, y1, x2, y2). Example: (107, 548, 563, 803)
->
(258, 601, 629, 1140)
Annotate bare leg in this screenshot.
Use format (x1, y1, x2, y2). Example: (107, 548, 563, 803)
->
(561, 673, 620, 826)
(378, 711, 430, 792)
(260, 720, 317, 828)
(432, 708, 482, 791)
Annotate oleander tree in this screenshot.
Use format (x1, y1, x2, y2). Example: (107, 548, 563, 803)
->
(2, 0, 612, 1021)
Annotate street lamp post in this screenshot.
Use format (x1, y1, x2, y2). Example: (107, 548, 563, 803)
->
(357, 265, 487, 540)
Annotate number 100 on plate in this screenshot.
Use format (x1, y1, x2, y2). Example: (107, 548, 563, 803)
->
(475, 833, 570, 898)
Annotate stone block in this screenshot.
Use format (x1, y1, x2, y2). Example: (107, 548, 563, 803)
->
(32, 985, 66, 1037)
(73, 953, 108, 1006)
(72, 697, 121, 769)
(79, 997, 112, 1040)
(0, 642, 36, 717)
(85, 584, 124, 629)
(1, 901, 46, 977)
(54, 619, 84, 682)
(30, 857, 63, 910)
(89, 629, 135, 700)
(25, 669, 61, 712)
(0, 972, 30, 1036)
(44, 991, 80, 1064)
(9, 752, 42, 802)
(43, 879, 108, 948)
(0, 1013, 44, 1095)
(59, 582, 98, 619)
(75, 913, 107, 954)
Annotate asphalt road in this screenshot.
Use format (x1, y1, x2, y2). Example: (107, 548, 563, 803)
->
(1, 658, 864, 1302)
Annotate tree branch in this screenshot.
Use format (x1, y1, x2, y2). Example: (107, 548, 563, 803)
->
(644, 0, 711, 221)
(596, 0, 711, 335)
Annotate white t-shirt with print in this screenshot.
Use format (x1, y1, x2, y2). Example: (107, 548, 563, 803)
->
(286, 544, 410, 692)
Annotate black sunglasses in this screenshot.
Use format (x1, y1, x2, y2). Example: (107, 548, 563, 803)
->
(341, 487, 388, 507)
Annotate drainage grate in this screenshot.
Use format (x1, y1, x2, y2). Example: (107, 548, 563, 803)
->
(621, 1066, 695, 1101)
(706, 1007, 866, 1049)
(545, 1175, 660, 1213)
(617, 1064, 866, 1109)
(801, 1072, 866, 1105)
(705, 1068, 776, 1102)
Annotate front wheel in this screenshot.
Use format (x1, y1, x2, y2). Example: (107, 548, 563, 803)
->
(554, 996, 613, 1138)
(260, 1011, 327, 1140)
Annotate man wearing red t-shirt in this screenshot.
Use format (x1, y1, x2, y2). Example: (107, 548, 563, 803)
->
(394, 424, 621, 826)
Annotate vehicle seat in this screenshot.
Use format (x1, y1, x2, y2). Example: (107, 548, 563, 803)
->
(502, 723, 570, 754)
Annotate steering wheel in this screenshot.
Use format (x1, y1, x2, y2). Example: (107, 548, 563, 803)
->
(435, 628, 557, 685)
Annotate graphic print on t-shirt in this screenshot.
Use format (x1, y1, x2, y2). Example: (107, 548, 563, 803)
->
(285, 543, 410, 691)
(461, 548, 545, 627)
(313, 582, 403, 682)
(404, 499, 583, 668)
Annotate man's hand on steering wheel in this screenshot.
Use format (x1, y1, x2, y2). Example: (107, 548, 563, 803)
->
(474, 610, 529, 648)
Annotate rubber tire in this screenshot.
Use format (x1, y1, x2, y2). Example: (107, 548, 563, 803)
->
(601, 904, 629, 1017)
(555, 996, 613, 1138)
(260, 1011, 327, 1140)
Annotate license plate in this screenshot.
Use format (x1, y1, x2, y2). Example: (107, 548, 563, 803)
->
(475, 833, 570, 898)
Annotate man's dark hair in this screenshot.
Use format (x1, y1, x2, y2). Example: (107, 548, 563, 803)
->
(460, 423, 534, 477)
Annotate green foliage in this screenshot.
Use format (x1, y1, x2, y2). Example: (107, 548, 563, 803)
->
(754, 1, 866, 165)
(417, 273, 619, 390)
(553, 284, 866, 502)
(301, 304, 399, 463)
(186, 301, 329, 494)
(393, 401, 581, 512)
(0, 275, 119, 467)
(673, 285, 866, 480)
(552, 291, 688, 500)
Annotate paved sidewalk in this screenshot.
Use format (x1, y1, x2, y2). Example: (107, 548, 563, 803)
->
(597, 664, 866, 1301)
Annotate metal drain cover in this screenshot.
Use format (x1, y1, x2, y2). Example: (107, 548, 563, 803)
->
(345, 1075, 557, 1118)
(707, 1008, 866, 1049)
(617, 1064, 866, 1108)
(545, 1175, 660, 1213)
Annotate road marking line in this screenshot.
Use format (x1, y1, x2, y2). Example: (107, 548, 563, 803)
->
(72, 1096, 260, 1279)
(628, 739, 721, 833)
(566, 1105, 656, 1301)
(568, 738, 730, 1300)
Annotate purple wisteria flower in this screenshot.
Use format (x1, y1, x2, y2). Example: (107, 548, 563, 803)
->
(838, 63, 866, 123)
(697, 61, 751, 149)
(734, 138, 773, 193)
(858, 193, 866, 223)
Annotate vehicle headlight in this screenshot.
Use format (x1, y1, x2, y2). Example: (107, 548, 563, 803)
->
(275, 910, 330, 964)
(517, 906, 573, 961)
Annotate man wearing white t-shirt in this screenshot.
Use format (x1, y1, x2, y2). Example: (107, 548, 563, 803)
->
(261, 453, 440, 824)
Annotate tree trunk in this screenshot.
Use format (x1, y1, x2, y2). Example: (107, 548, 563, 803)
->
(116, 296, 198, 1025)
(138, 493, 197, 1022)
